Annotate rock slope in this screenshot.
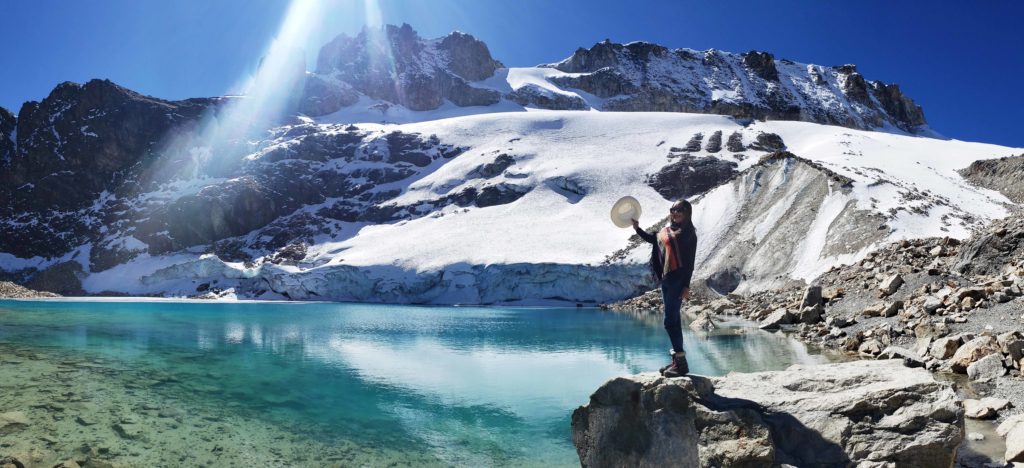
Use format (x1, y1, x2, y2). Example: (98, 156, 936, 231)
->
(958, 154, 1024, 204)
(572, 360, 963, 467)
(0, 281, 58, 299)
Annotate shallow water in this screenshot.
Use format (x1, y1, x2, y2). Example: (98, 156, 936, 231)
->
(0, 299, 828, 467)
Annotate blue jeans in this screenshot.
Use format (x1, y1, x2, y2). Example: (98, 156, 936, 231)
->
(661, 271, 686, 353)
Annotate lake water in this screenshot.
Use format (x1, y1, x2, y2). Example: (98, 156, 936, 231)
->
(0, 299, 828, 467)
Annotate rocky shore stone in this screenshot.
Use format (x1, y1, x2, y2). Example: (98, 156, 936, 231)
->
(948, 335, 1001, 373)
(966, 353, 1006, 381)
(997, 414, 1024, 463)
(689, 312, 717, 332)
(571, 360, 962, 467)
(963, 397, 1011, 419)
(759, 308, 793, 329)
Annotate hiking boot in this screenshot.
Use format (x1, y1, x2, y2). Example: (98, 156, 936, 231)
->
(662, 351, 689, 378)
(659, 349, 676, 374)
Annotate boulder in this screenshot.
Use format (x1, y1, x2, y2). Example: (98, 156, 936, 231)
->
(859, 338, 884, 356)
(571, 360, 963, 467)
(877, 346, 924, 368)
(948, 335, 1001, 373)
(929, 336, 962, 360)
(798, 304, 823, 324)
(800, 285, 823, 308)
(923, 296, 943, 314)
(998, 331, 1024, 364)
(822, 286, 845, 301)
(997, 414, 1024, 463)
(879, 274, 904, 296)
(759, 308, 793, 330)
(966, 353, 1006, 381)
(963, 397, 1011, 419)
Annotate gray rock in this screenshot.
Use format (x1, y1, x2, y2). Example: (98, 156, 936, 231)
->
(800, 285, 823, 308)
(826, 315, 855, 328)
(997, 414, 1024, 462)
(759, 308, 793, 330)
(571, 360, 963, 467)
(798, 304, 823, 324)
(964, 397, 1011, 419)
(923, 296, 943, 314)
(999, 331, 1024, 363)
(859, 338, 884, 356)
(878, 346, 924, 368)
(966, 353, 1006, 381)
(929, 336, 962, 360)
(879, 274, 904, 296)
(948, 335, 1001, 373)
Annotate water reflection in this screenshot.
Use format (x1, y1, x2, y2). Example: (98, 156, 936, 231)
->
(0, 300, 828, 466)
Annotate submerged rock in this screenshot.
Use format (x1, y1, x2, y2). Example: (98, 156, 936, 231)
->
(571, 360, 962, 467)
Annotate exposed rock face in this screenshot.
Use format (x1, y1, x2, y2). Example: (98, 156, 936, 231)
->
(958, 154, 1024, 204)
(24, 261, 84, 295)
(690, 152, 880, 294)
(305, 24, 502, 114)
(0, 107, 15, 166)
(646, 154, 738, 201)
(547, 41, 929, 133)
(0, 84, 489, 273)
(0, 79, 223, 259)
(571, 360, 963, 467)
(954, 213, 1024, 276)
(506, 85, 588, 110)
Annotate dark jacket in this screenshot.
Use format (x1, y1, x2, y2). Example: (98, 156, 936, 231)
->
(634, 224, 697, 287)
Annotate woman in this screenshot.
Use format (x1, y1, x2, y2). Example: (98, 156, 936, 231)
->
(631, 199, 698, 377)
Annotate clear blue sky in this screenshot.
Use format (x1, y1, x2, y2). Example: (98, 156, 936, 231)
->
(2, 0, 1022, 147)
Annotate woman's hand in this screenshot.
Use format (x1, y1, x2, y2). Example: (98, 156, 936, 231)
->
(631, 218, 639, 229)
(681, 288, 690, 301)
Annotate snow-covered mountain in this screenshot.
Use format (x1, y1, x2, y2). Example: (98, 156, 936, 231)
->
(300, 24, 930, 135)
(0, 25, 1019, 303)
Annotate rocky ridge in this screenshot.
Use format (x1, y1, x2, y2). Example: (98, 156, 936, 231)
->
(959, 155, 1024, 204)
(298, 24, 931, 135)
(546, 40, 929, 133)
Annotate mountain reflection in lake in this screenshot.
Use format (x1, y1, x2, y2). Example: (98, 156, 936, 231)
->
(0, 300, 829, 467)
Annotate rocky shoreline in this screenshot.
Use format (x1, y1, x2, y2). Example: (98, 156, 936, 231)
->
(572, 360, 964, 467)
(603, 212, 1024, 465)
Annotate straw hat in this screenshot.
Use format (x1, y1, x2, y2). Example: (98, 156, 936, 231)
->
(610, 196, 642, 228)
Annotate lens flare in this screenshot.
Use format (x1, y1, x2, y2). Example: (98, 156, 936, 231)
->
(146, 0, 325, 187)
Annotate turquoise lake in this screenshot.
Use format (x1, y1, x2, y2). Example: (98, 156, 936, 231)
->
(0, 300, 828, 467)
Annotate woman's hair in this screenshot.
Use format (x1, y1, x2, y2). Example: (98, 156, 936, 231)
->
(671, 200, 696, 231)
